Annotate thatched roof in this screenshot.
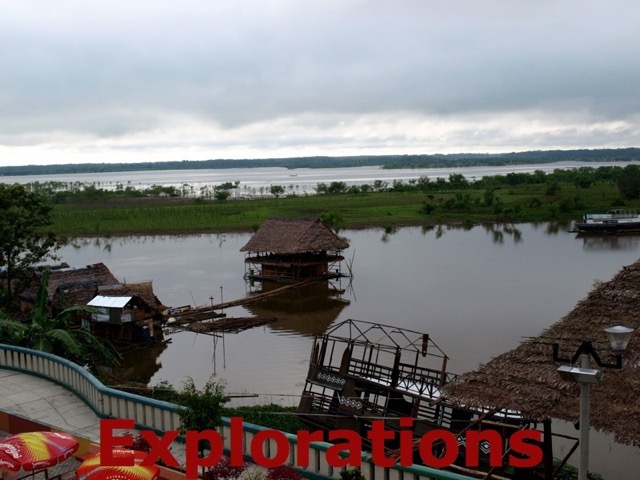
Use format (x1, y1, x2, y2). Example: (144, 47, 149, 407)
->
(240, 218, 349, 254)
(19, 263, 119, 307)
(444, 259, 640, 447)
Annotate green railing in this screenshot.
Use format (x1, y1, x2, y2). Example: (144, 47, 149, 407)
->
(0, 343, 182, 432)
(0, 344, 474, 480)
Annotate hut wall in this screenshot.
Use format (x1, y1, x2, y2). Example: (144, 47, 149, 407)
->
(259, 262, 328, 280)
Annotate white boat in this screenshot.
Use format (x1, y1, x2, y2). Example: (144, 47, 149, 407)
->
(575, 209, 640, 234)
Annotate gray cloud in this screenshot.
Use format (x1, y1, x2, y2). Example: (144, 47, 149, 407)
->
(1, 0, 639, 165)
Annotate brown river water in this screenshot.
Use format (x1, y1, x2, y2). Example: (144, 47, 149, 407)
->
(57, 224, 640, 478)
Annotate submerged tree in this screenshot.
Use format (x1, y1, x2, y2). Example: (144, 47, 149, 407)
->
(0, 269, 121, 367)
(0, 184, 60, 308)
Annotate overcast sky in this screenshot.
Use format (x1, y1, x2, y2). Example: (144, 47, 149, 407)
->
(1, 0, 639, 166)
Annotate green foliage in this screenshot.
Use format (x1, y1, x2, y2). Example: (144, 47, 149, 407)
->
(222, 404, 306, 434)
(0, 269, 122, 367)
(269, 185, 285, 198)
(552, 460, 603, 480)
(319, 211, 346, 232)
(339, 468, 366, 480)
(214, 190, 231, 201)
(0, 184, 60, 308)
(178, 376, 229, 446)
(545, 182, 561, 196)
(617, 164, 640, 199)
(421, 202, 436, 215)
(44, 165, 640, 236)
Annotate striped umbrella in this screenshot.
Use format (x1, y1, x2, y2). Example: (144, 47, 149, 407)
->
(75, 449, 159, 480)
(0, 431, 79, 472)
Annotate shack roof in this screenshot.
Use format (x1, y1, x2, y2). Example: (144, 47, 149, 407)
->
(444, 259, 640, 447)
(240, 218, 349, 254)
(88, 295, 133, 308)
(97, 281, 165, 311)
(19, 263, 120, 306)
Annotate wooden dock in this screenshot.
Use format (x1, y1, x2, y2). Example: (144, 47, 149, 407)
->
(162, 276, 336, 333)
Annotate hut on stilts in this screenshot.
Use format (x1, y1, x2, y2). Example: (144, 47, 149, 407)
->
(240, 218, 349, 284)
(444, 259, 640, 479)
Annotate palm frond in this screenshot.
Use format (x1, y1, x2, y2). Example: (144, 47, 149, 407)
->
(72, 328, 123, 366)
(0, 317, 28, 345)
(32, 268, 50, 326)
(47, 328, 84, 357)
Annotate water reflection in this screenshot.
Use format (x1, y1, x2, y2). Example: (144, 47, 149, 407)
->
(111, 342, 168, 384)
(578, 234, 640, 251)
(245, 282, 351, 337)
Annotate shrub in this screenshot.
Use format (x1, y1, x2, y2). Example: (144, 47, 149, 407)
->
(339, 468, 366, 480)
(203, 457, 246, 480)
(178, 376, 229, 454)
(266, 466, 302, 480)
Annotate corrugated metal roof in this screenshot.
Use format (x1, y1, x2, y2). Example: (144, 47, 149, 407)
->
(87, 295, 132, 308)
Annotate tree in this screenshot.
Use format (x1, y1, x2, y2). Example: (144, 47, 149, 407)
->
(0, 184, 59, 308)
(178, 376, 229, 454)
(214, 189, 231, 201)
(617, 164, 640, 199)
(0, 269, 122, 367)
(269, 185, 285, 198)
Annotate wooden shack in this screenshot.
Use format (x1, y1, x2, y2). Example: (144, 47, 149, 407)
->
(18, 263, 165, 348)
(240, 218, 349, 283)
(85, 282, 165, 346)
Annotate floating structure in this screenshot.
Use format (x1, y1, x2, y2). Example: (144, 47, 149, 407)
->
(575, 209, 640, 234)
(240, 218, 349, 283)
(297, 319, 553, 479)
(86, 284, 165, 346)
(17, 263, 166, 349)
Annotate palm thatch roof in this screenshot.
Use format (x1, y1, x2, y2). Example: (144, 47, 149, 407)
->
(240, 218, 349, 254)
(19, 263, 119, 307)
(444, 259, 640, 447)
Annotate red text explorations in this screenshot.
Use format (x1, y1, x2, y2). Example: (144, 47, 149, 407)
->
(100, 418, 543, 479)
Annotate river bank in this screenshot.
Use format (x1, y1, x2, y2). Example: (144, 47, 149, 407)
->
(51, 182, 628, 237)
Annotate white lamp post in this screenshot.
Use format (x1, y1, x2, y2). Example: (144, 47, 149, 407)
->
(554, 325, 634, 480)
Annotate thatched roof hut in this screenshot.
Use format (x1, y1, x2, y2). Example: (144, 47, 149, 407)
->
(240, 218, 349, 282)
(444, 259, 640, 447)
(240, 218, 349, 254)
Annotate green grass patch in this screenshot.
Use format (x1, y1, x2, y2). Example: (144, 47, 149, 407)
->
(51, 180, 640, 237)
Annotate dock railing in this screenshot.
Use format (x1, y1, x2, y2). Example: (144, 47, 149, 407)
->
(0, 343, 475, 480)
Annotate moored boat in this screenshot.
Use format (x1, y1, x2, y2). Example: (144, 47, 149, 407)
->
(575, 209, 640, 234)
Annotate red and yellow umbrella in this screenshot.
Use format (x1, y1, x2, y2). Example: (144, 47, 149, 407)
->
(75, 449, 159, 480)
(0, 431, 79, 472)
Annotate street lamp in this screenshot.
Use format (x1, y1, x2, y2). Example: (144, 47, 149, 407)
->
(553, 325, 634, 480)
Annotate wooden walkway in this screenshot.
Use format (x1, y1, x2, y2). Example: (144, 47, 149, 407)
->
(161, 276, 336, 332)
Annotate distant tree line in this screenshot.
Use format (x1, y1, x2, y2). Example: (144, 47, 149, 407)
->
(315, 165, 640, 198)
(1, 148, 639, 176)
(13, 164, 640, 203)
